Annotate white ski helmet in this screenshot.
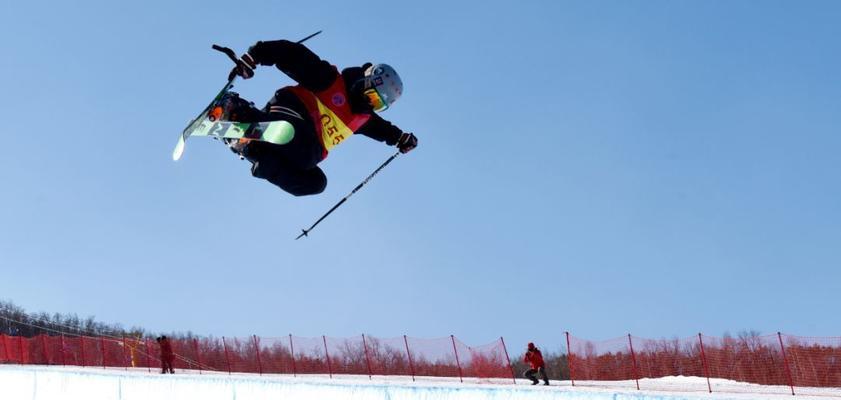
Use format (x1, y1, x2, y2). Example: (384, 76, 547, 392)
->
(361, 63, 402, 112)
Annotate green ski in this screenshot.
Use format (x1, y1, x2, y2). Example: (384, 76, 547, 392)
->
(174, 33, 320, 161)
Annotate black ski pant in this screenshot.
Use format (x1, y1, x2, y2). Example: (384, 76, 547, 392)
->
(524, 367, 549, 384)
(234, 90, 327, 196)
(245, 141, 326, 196)
(161, 357, 174, 374)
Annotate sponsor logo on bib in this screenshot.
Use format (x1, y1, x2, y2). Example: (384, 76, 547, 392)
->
(331, 93, 346, 107)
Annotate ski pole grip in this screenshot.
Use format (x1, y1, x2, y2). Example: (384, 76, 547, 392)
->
(212, 44, 239, 64)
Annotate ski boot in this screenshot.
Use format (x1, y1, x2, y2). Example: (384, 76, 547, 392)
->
(209, 91, 254, 122)
(211, 92, 257, 159)
(225, 137, 254, 159)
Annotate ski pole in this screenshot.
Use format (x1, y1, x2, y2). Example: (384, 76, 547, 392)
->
(296, 151, 401, 240)
(214, 30, 321, 62)
(296, 30, 323, 44)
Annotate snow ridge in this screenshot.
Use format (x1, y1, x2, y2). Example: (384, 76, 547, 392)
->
(1, 365, 838, 400)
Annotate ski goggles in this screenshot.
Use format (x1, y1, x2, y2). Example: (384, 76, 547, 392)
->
(364, 88, 389, 112)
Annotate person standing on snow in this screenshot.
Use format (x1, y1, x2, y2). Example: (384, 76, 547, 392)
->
(157, 336, 175, 374)
(524, 342, 550, 385)
(219, 39, 418, 196)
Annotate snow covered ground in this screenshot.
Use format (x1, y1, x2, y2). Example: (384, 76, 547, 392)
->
(1, 365, 839, 400)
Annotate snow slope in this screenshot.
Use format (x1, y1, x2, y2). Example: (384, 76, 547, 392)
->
(1, 365, 838, 400)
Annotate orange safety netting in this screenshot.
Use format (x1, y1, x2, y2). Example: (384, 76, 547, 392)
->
(3, 332, 840, 394)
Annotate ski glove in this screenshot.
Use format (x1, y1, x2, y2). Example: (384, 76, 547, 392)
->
(228, 53, 258, 81)
(397, 132, 418, 154)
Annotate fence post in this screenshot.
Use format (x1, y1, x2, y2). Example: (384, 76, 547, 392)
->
(18, 335, 25, 364)
(403, 335, 416, 382)
(60, 335, 66, 366)
(2, 335, 9, 362)
(121, 337, 129, 370)
(289, 334, 297, 377)
(193, 338, 203, 375)
(222, 337, 232, 375)
(628, 334, 640, 390)
(80, 336, 87, 367)
(777, 332, 796, 396)
(100, 336, 107, 369)
(41, 334, 50, 365)
(451, 335, 464, 383)
(322, 335, 333, 379)
(144, 339, 152, 373)
(362, 334, 373, 380)
(566, 332, 575, 387)
(500, 336, 516, 384)
(253, 335, 263, 375)
(698, 333, 712, 393)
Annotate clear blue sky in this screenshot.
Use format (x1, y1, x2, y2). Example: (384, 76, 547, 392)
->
(1, 1, 839, 353)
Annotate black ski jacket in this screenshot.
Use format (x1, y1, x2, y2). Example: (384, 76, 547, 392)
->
(247, 39, 405, 147)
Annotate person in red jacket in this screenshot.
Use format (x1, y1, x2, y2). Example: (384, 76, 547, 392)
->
(523, 342, 549, 385)
(156, 336, 175, 374)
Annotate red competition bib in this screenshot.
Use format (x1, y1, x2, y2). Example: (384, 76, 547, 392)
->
(288, 73, 370, 158)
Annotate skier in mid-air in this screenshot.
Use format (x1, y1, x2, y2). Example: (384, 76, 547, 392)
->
(218, 39, 418, 196)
